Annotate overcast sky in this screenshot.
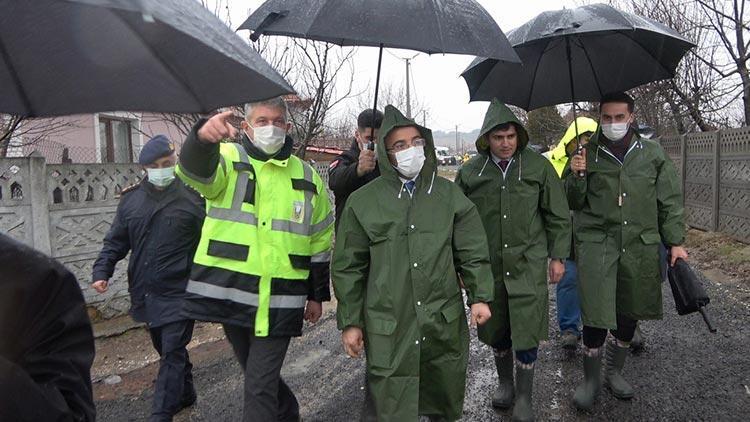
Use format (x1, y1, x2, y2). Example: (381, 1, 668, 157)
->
(221, 0, 583, 132)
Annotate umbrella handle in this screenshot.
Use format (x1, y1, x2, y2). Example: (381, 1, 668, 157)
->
(698, 308, 717, 333)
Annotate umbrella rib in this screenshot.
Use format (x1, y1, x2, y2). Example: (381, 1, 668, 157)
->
(576, 38, 605, 98)
(428, 0, 446, 54)
(525, 39, 552, 110)
(614, 30, 675, 78)
(114, 12, 205, 111)
(0, 34, 33, 115)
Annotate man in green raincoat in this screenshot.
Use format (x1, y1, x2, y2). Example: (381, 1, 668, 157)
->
(565, 92, 688, 410)
(333, 105, 494, 421)
(544, 117, 598, 349)
(455, 99, 571, 422)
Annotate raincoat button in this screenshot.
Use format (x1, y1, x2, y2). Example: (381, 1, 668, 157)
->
(417, 301, 421, 306)
(410, 224, 415, 229)
(506, 272, 510, 276)
(501, 186, 506, 190)
(503, 214, 507, 219)
(422, 337, 426, 341)
(624, 221, 628, 225)
(504, 244, 508, 248)
(413, 263, 418, 267)
(623, 192, 627, 197)
(415, 340, 420, 345)
(622, 248, 626, 252)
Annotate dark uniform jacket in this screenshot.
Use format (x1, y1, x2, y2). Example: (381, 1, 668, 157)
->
(92, 178, 205, 328)
(328, 139, 380, 229)
(1, 234, 96, 421)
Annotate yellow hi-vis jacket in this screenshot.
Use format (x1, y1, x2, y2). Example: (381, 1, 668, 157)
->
(177, 127, 333, 337)
(546, 117, 599, 177)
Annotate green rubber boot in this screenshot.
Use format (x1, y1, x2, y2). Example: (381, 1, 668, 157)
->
(491, 350, 514, 408)
(573, 350, 602, 411)
(511, 364, 534, 422)
(604, 341, 634, 399)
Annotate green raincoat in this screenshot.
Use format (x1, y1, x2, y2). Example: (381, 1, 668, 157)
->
(564, 129, 684, 329)
(332, 105, 494, 421)
(455, 100, 571, 351)
(546, 117, 599, 177)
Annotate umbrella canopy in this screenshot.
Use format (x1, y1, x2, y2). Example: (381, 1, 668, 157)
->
(0, 0, 294, 117)
(461, 3, 695, 109)
(238, 0, 519, 61)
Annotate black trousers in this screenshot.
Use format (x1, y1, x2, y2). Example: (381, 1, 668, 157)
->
(582, 314, 638, 349)
(223, 324, 299, 422)
(148, 319, 196, 422)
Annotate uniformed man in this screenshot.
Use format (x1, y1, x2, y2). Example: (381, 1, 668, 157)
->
(176, 97, 334, 422)
(92, 135, 205, 422)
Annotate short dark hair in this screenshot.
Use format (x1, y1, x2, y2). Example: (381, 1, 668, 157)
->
(599, 92, 635, 113)
(357, 109, 384, 130)
(489, 122, 516, 134)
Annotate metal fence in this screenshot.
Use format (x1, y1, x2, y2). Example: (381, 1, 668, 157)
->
(661, 126, 750, 243)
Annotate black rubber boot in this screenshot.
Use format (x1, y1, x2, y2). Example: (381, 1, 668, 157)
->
(604, 341, 634, 399)
(573, 350, 602, 411)
(511, 364, 534, 422)
(491, 350, 514, 408)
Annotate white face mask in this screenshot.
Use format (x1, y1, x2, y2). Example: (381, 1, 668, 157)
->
(601, 123, 629, 142)
(146, 166, 175, 188)
(247, 124, 286, 155)
(393, 146, 425, 179)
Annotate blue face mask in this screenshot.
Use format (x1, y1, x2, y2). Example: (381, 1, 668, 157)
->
(146, 166, 175, 188)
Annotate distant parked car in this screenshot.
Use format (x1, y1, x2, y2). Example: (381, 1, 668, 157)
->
(436, 147, 457, 165)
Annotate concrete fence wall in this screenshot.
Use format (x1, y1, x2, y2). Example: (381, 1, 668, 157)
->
(661, 126, 750, 244)
(0, 157, 334, 319)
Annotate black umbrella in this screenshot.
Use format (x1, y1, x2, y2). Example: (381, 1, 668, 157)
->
(0, 0, 294, 117)
(668, 258, 716, 333)
(461, 3, 694, 167)
(462, 3, 694, 108)
(239, 0, 520, 144)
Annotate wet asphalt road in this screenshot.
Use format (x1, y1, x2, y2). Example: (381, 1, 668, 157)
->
(96, 272, 750, 421)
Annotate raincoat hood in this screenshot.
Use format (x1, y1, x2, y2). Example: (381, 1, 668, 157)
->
(475, 99, 529, 156)
(377, 104, 437, 184)
(549, 117, 598, 161)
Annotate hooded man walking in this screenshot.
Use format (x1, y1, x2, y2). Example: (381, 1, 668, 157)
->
(333, 105, 494, 421)
(455, 99, 571, 422)
(565, 92, 687, 410)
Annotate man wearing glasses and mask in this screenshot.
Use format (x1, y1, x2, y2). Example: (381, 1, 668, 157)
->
(176, 97, 334, 422)
(333, 105, 493, 421)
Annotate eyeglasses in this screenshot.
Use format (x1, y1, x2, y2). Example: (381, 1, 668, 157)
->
(387, 138, 426, 153)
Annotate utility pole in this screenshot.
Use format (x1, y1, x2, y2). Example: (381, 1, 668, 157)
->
(405, 58, 412, 118)
(456, 125, 460, 153)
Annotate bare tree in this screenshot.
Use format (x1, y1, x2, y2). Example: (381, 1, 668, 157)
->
(609, 0, 748, 131)
(285, 40, 358, 158)
(692, 0, 750, 125)
(0, 115, 79, 158)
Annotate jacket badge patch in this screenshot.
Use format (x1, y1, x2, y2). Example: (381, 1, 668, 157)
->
(293, 201, 304, 222)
